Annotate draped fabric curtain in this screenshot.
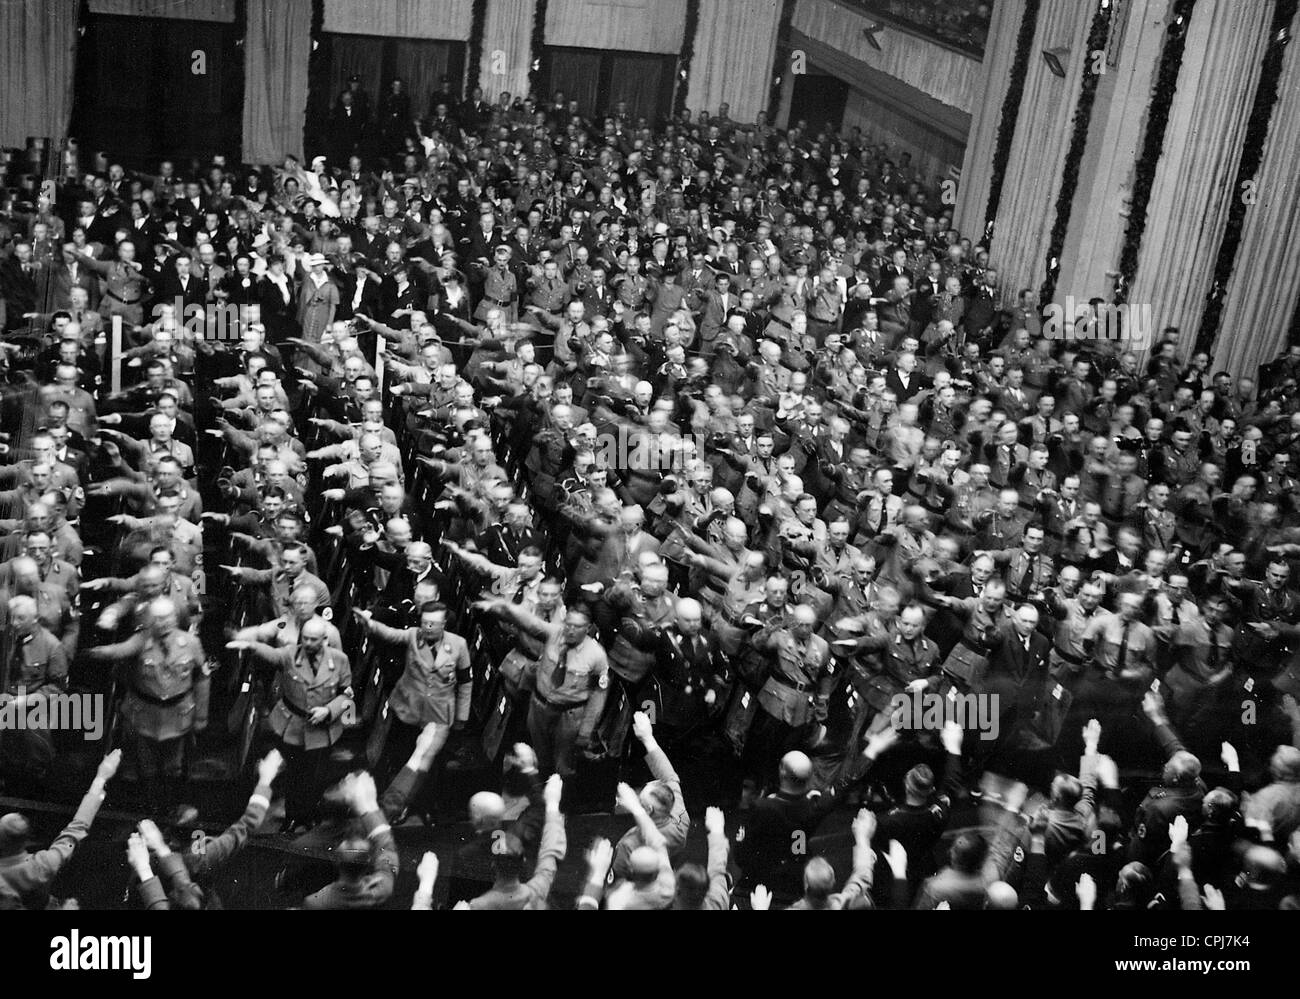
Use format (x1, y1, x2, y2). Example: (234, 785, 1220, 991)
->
(480, 0, 535, 102)
(1127, 0, 1272, 364)
(545, 48, 603, 116)
(0, 0, 79, 149)
(394, 40, 454, 118)
(323, 0, 473, 39)
(682, 0, 782, 122)
(87, 0, 234, 20)
(954, 0, 1026, 238)
(987, 0, 1096, 305)
(328, 37, 386, 114)
(791, 0, 982, 114)
(607, 54, 668, 123)
(242, 0, 312, 164)
(1054, 0, 1169, 308)
(545, 0, 686, 54)
(1212, 7, 1300, 380)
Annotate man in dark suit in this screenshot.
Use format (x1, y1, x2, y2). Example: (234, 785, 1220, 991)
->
(328, 89, 367, 165)
(878, 248, 911, 289)
(155, 253, 208, 316)
(0, 242, 43, 332)
(963, 268, 1001, 346)
(978, 603, 1053, 753)
(884, 353, 930, 404)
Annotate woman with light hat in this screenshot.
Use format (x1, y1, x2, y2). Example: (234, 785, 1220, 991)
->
(296, 252, 338, 346)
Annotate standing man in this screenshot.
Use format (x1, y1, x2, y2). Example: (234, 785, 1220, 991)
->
(226, 618, 354, 832)
(0, 594, 69, 796)
(87, 597, 209, 817)
(474, 599, 609, 776)
(354, 602, 471, 797)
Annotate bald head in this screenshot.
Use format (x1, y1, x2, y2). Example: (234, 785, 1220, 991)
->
(469, 791, 506, 829)
(779, 751, 813, 791)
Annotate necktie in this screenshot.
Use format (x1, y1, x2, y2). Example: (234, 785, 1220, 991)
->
(550, 646, 569, 689)
(1115, 621, 1130, 673)
(1170, 603, 1181, 626)
(1207, 626, 1220, 672)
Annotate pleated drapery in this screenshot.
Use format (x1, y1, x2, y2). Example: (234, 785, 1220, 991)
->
(985, 0, 1096, 304)
(1211, 5, 1300, 380)
(1126, 0, 1272, 363)
(0, 0, 79, 150)
(544, 0, 686, 54)
(323, 0, 473, 39)
(683, 0, 782, 123)
(1053, 0, 1169, 311)
(87, 0, 234, 20)
(954, 0, 1027, 239)
(241, 0, 313, 164)
(479, 0, 535, 102)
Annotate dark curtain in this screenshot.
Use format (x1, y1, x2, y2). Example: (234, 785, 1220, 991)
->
(544, 48, 602, 118)
(89, 17, 157, 159)
(393, 40, 451, 121)
(160, 19, 228, 161)
(607, 52, 667, 124)
(328, 34, 384, 114)
(78, 15, 233, 165)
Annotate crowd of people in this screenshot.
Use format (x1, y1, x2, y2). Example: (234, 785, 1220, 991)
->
(0, 76, 1299, 911)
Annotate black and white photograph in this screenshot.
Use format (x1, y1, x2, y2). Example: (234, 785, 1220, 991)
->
(0, 0, 1295, 974)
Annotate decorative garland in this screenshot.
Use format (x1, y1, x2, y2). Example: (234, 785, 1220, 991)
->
(528, 0, 549, 98)
(1112, 0, 1196, 306)
(466, 0, 488, 98)
(1196, 0, 1298, 355)
(1290, 281, 1300, 346)
(230, 0, 249, 165)
(673, 0, 701, 117)
(982, 0, 1041, 250)
(304, 0, 325, 161)
(767, 0, 799, 124)
(1037, 0, 1114, 308)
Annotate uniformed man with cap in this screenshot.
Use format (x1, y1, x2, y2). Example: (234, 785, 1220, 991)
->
(227, 618, 354, 832)
(87, 597, 210, 816)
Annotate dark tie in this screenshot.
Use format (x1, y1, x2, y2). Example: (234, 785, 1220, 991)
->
(1207, 627, 1220, 672)
(550, 646, 569, 689)
(1170, 603, 1180, 626)
(1115, 621, 1130, 673)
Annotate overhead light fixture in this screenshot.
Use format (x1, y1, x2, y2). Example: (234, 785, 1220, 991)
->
(863, 23, 884, 51)
(1042, 47, 1069, 77)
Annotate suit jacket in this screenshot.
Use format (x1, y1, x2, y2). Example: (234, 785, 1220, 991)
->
(46, 260, 100, 311)
(157, 272, 209, 313)
(0, 259, 42, 327)
(884, 368, 929, 403)
(981, 629, 1051, 721)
